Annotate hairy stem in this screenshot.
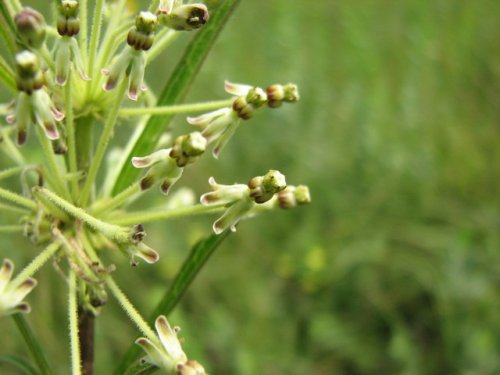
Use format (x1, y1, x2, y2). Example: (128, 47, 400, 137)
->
(86, 0, 104, 86)
(0, 186, 37, 210)
(65, 72, 79, 201)
(69, 271, 82, 375)
(80, 79, 127, 207)
(91, 183, 140, 215)
(119, 99, 234, 117)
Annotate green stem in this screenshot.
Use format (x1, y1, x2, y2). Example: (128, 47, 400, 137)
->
(64, 72, 79, 201)
(0, 202, 30, 215)
(0, 166, 23, 180)
(86, 0, 105, 85)
(108, 204, 224, 226)
(12, 315, 54, 375)
(105, 276, 157, 341)
(80, 79, 127, 207)
(10, 241, 61, 289)
(7, 0, 22, 13)
(33, 187, 132, 243)
(0, 186, 37, 210)
(79, 0, 88, 64)
(0, 55, 16, 94)
(36, 127, 71, 201)
(119, 99, 233, 117)
(146, 29, 178, 63)
(91, 183, 140, 216)
(0, 127, 26, 166)
(0, 225, 23, 233)
(69, 271, 82, 375)
(148, 0, 160, 12)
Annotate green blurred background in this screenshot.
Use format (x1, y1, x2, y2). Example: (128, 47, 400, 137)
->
(1, 0, 500, 374)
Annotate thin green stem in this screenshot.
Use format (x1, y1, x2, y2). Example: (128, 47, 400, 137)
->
(79, 0, 88, 64)
(65, 72, 79, 201)
(0, 166, 23, 180)
(108, 204, 225, 226)
(80, 79, 127, 207)
(0, 225, 22, 233)
(0, 127, 26, 166)
(69, 271, 82, 375)
(34, 187, 132, 243)
(105, 276, 157, 341)
(10, 241, 62, 289)
(119, 99, 234, 117)
(91, 183, 141, 215)
(0, 56, 16, 94)
(12, 315, 54, 375)
(0, 202, 30, 215)
(87, 0, 105, 85)
(146, 29, 179, 63)
(36, 127, 71, 201)
(148, 0, 160, 12)
(0, 186, 37, 210)
(8, 0, 22, 13)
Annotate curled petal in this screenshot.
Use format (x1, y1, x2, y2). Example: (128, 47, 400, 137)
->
(55, 39, 71, 85)
(224, 80, 254, 96)
(156, 316, 187, 363)
(132, 149, 170, 168)
(31, 90, 60, 140)
(103, 49, 132, 91)
(69, 38, 90, 81)
(14, 93, 32, 145)
(128, 53, 146, 101)
(187, 107, 231, 127)
(0, 259, 14, 294)
(212, 121, 240, 158)
(212, 198, 254, 234)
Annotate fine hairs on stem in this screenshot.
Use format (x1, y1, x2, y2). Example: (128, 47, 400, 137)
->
(0, 1, 310, 374)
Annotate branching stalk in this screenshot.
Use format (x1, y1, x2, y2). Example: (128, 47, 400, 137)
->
(69, 271, 82, 375)
(119, 99, 234, 117)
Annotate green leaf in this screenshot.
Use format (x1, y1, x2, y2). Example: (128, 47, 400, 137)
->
(114, 231, 232, 375)
(111, 0, 242, 196)
(12, 315, 54, 375)
(0, 354, 39, 375)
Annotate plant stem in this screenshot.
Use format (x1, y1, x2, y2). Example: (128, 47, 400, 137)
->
(0, 166, 23, 180)
(34, 187, 132, 243)
(69, 271, 82, 375)
(78, 309, 95, 375)
(0, 202, 30, 215)
(119, 99, 234, 117)
(0, 186, 37, 210)
(0, 127, 26, 166)
(36, 127, 71, 201)
(0, 56, 16, 94)
(9, 241, 61, 289)
(65, 72, 79, 201)
(146, 29, 178, 63)
(0, 225, 23, 233)
(80, 79, 127, 207)
(12, 315, 53, 375)
(79, 0, 88, 64)
(105, 276, 157, 341)
(86, 0, 104, 86)
(91, 183, 140, 215)
(108, 204, 224, 225)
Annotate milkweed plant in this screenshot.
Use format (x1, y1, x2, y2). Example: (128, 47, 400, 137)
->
(0, 0, 310, 374)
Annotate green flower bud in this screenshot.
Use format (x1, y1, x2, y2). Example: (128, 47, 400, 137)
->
(15, 50, 45, 94)
(15, 7, 47, 49)
(277, 185, 311, 209)
(266, 83, 300, 108)
(57, 0, 80, 36)
(177, 360, 207, 375)
(169, 132, 207, 167)
(248, 170, 286, 204)
(127, 12, 158, 51)
(158, 4, 209, 31)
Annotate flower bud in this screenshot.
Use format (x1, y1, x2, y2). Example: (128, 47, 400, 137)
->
(169, 132, 207, 167)
(127, 12, 158, 51)
(15, 50, 45, 94)
(266, 83, 300, 108)
(158, 4, 209, 31)
(132, 149, 183, 194)
(57, 0, 80, 36)
(277, 185, 311, 209)
(15, 7, 47, 49)
(177, 360, 207, 375)
(248, 170, 286, 204)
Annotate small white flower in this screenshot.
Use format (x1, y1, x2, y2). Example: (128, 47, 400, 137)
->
(0, 259, 37, 318)
(136, 315, 206, 374)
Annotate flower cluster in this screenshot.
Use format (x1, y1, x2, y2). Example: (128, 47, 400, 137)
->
(0, 259, 37, 318)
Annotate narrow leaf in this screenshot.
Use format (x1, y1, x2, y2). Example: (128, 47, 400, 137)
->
(0, 354, 39, 375)
(12, 315, 54, 375)
(111, 0, 242, 195)
(114, 231, 232, 375)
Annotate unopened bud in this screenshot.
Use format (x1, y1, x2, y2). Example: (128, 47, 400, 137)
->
(177, 360, 207, 375)
(127, 12, 158, 51)
(170, 132, 207, 167)
(15, 51, 45, 94)
(248, 170, 286, 204)
(277, 185, 311, 208)
(158, 4, 209, 31)
(15, 7, 46, 48)
(266, 83, 299, 108)
(57, 0, 80, 36)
